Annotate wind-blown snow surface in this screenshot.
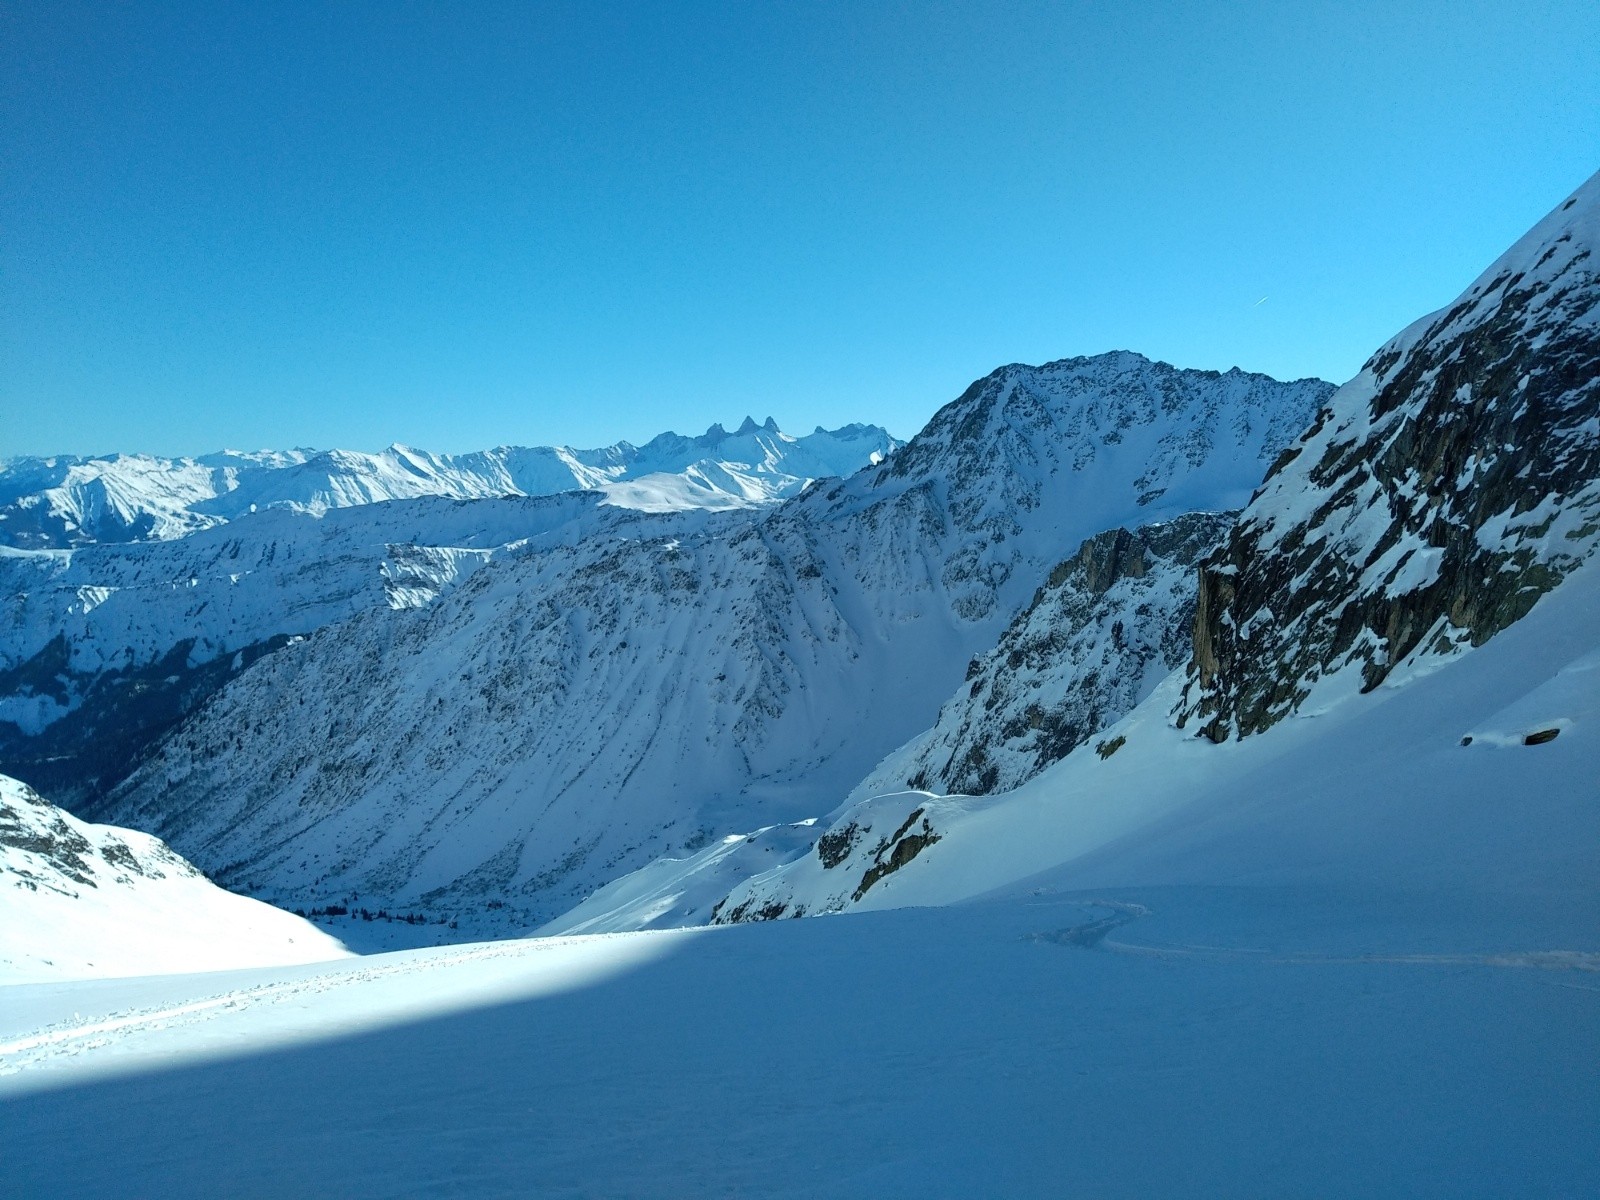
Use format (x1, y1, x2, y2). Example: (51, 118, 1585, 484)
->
(96, 355, 1329, 928)
(0, 774, 348, 983)
(0, 419, 899, 548)
(1, 562, 1594, 1198)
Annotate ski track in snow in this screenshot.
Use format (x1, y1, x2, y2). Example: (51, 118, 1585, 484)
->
(1034, 900, 1600, 974)
(0, 936, 592, 1074)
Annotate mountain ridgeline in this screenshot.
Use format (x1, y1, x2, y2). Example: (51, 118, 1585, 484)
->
(79, 355, 1329, 928)
(0, 420, 896, 809)
(12, 173, 1597, 945)
(0, 419, 900, 549)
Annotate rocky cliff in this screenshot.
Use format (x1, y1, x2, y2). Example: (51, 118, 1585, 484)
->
(1179, 172, 1600, 741)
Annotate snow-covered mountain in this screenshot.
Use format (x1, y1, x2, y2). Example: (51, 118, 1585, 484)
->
(1, 772, 348, 982)
(547, 170, 1600, 936)
(90, 354, 1329, 927)
(0, 419, 900, 549)
(6, 179, 1598, 1200)
(1, 491, 740, 808)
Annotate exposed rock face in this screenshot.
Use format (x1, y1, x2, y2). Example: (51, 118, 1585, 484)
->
(1179, 172, 1600, 741)
(859, 511, 1234, 798)
(1, 772, 198, 896)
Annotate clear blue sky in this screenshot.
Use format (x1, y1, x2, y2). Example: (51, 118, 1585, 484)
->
(4, 1, 1598, 457)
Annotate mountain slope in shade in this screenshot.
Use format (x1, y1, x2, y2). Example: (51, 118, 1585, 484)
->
(857, 511, 1233, 801)
(0, 773, 350, 983)
(1178, 170, 1600, 741)
(96, 354, 1330, 928)
(0, 419, 900, 549)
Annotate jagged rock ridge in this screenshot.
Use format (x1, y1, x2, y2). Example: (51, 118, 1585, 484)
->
(858, 511, 1234, 799)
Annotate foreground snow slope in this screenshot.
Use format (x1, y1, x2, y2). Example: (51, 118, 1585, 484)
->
(0, 419, 899, 548)
(0, 774, 349, 983)
(1, 562, 1595, 1195)
(97, 354, 1327, 926)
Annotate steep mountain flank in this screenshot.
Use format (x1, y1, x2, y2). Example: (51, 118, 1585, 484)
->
(1, 493, 724, 807)
(98, 354, 1328, 925)
(1178, 171, 1600, 741)
(858, 511, 1233, 798)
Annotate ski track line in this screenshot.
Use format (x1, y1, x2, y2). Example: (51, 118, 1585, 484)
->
(0, 936, 591, 1073)
(1101, 940, 1600, 974)
(1031, 902, 1600, 977)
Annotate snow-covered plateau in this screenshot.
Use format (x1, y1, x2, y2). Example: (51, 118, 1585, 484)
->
(1, 171, 1598, 1198)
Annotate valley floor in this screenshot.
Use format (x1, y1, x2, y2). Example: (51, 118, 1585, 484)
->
(2, 878, 1596, 1198)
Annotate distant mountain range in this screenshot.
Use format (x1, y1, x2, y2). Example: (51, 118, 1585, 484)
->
(0, 418, 900, 548)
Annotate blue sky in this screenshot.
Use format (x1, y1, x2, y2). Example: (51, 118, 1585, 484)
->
(4, 1, 1598, 456)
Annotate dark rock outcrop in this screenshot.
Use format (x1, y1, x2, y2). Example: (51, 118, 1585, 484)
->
(870, 511, 1234, 797)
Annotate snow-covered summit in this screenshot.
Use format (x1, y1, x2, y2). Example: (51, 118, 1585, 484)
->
(540, 174, 1600, 938)
(0, 420, 901, 548)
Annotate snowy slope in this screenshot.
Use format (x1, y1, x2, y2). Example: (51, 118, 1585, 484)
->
(96, 354, 1329, 927)
(2, 564, 1595, 1194)
(698, 554, 1600, 926)
(0, 419, 899, 548)
(0, 773, 349, 983)
(546, 171, 1600, 938)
